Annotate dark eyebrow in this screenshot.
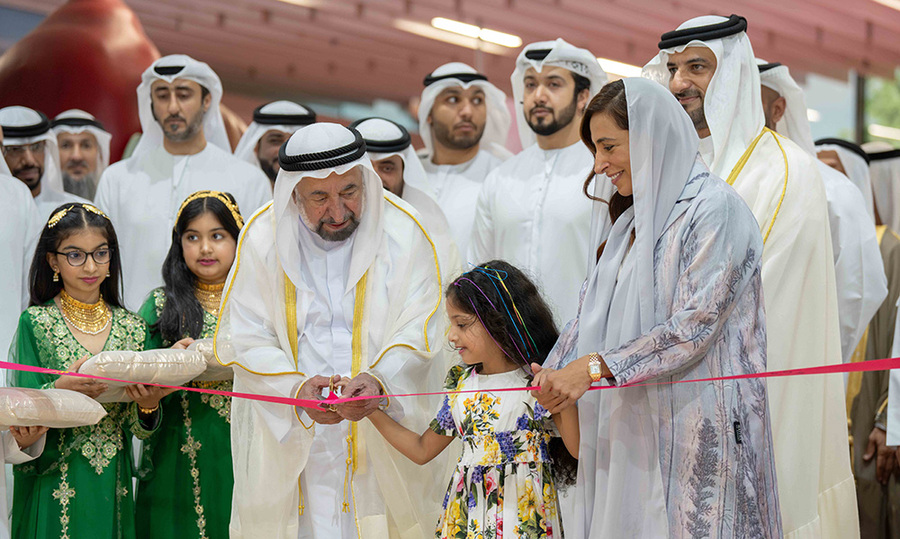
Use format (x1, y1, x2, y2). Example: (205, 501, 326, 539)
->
(174, 84, 195, 92)
(183, 227, 226, 234)
(60, 242, 108, 251)
(595, 137, 616, 144)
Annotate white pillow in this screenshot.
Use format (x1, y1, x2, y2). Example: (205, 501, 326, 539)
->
(189, 339, 234, 382)
(80, 349, 207, 403)
(0, 388, 107, 428)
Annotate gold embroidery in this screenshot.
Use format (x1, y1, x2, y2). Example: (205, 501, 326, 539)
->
(80, 415, 125, 474)
(194, 379, 233, 421)
(28, 306, 147, 472)
(180, 393, 209, 539)
(52, 462, 75, 539)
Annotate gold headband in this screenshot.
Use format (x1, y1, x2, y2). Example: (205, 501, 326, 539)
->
(175, 190, 244, 229)
(47, 203, 109, 228)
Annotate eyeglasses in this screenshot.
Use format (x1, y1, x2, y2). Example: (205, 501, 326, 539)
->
(53, 248, 112, 267)
(1, 141, 45, 158)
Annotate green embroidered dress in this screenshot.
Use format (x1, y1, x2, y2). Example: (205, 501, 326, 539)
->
(135, 288, 233, 539)
(10, 302, 157, 539)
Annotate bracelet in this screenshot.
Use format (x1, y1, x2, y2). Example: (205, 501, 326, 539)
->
(138, 404, 159, 414)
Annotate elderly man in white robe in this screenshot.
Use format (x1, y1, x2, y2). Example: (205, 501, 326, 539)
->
(216, 123, 450, 539)
(51, 109, 112, 201)
(864, 142, 900, 231)
(418, 63, 511, 255)
(644, 14, 858, 538)
(0, 106, 87, 221)
(470, 39, 613, 326)
(94, 54, 273, 309)
(758, 61, 886, 364)
(233, 100, 316, 185)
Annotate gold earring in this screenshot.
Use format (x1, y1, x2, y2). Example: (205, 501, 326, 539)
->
(52, 270, 59, 282)
(106, 270, 110, 277)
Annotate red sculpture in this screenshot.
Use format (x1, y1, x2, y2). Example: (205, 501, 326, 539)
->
(0, 0, 158, 162)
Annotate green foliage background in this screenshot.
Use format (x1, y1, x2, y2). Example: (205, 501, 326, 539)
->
(867, 69, 900, 148)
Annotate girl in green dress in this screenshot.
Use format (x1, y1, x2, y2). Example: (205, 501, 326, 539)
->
(10, 202, 172, 539)
(135, 191, 242, 539)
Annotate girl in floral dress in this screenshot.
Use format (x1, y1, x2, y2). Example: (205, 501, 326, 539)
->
(367, 260, 578, 538)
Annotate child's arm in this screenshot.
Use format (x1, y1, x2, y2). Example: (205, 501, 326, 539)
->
(552, 406, 580, 458)
(368, 409, 454, 465)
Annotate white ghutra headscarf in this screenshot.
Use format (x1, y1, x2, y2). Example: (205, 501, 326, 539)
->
(511, 39, 608, 150)
(418, 62, 511, 160)
(643, 15, 764, 178)
(0, 106, 63, 191)
(132, 54, 230, 158)
(233, 100, 316, 165)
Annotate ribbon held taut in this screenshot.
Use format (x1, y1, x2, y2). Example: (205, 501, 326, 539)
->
(0, 357, 899, 410)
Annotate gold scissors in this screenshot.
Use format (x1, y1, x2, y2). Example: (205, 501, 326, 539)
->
(326, 375, 339, 413)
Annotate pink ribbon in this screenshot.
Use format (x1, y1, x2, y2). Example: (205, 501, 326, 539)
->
(3, 356, 900, 411)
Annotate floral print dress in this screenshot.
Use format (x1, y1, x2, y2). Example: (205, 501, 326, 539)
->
(429, 365, 562, 538)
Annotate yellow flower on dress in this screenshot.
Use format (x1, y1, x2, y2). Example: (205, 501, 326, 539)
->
(480, 438, 501, 466)
(443, 497, 464, 537)
(517, 480, 537, 522)
(543, 483, 558, 518)
(466, 519, 485, 539)
(463, 393, 500, 436)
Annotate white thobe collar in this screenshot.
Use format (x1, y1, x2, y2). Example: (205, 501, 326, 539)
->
(699, 136, 714, 167)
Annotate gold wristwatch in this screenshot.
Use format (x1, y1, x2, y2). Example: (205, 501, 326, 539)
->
(588, 352, 604, 382)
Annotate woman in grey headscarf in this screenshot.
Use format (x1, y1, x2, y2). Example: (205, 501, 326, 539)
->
(533, 78, 782, 538)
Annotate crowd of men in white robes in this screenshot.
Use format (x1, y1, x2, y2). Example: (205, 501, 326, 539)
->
(2, 11, 900, 539)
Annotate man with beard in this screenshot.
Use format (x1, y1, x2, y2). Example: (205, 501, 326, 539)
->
(644, 15, 858, 538)
(216, 122, 450, 539)
(469, 39, 611, 326)
(94, 54, 272, 308)
(51, 109, 112, 201)
(0, 105, 87, 221)
(417, 63, 511, 255)
(233, 100, 316, 185)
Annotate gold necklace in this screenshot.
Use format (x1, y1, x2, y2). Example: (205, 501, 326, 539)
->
(58, 290, 111, 335)
(194, 281, 225, 317)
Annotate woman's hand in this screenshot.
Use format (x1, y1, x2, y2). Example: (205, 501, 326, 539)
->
(531, 355, 595, 414)
(54, 354, 108, 399)
(10, 425, 48, 450)
(125, 384, 177, 410)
